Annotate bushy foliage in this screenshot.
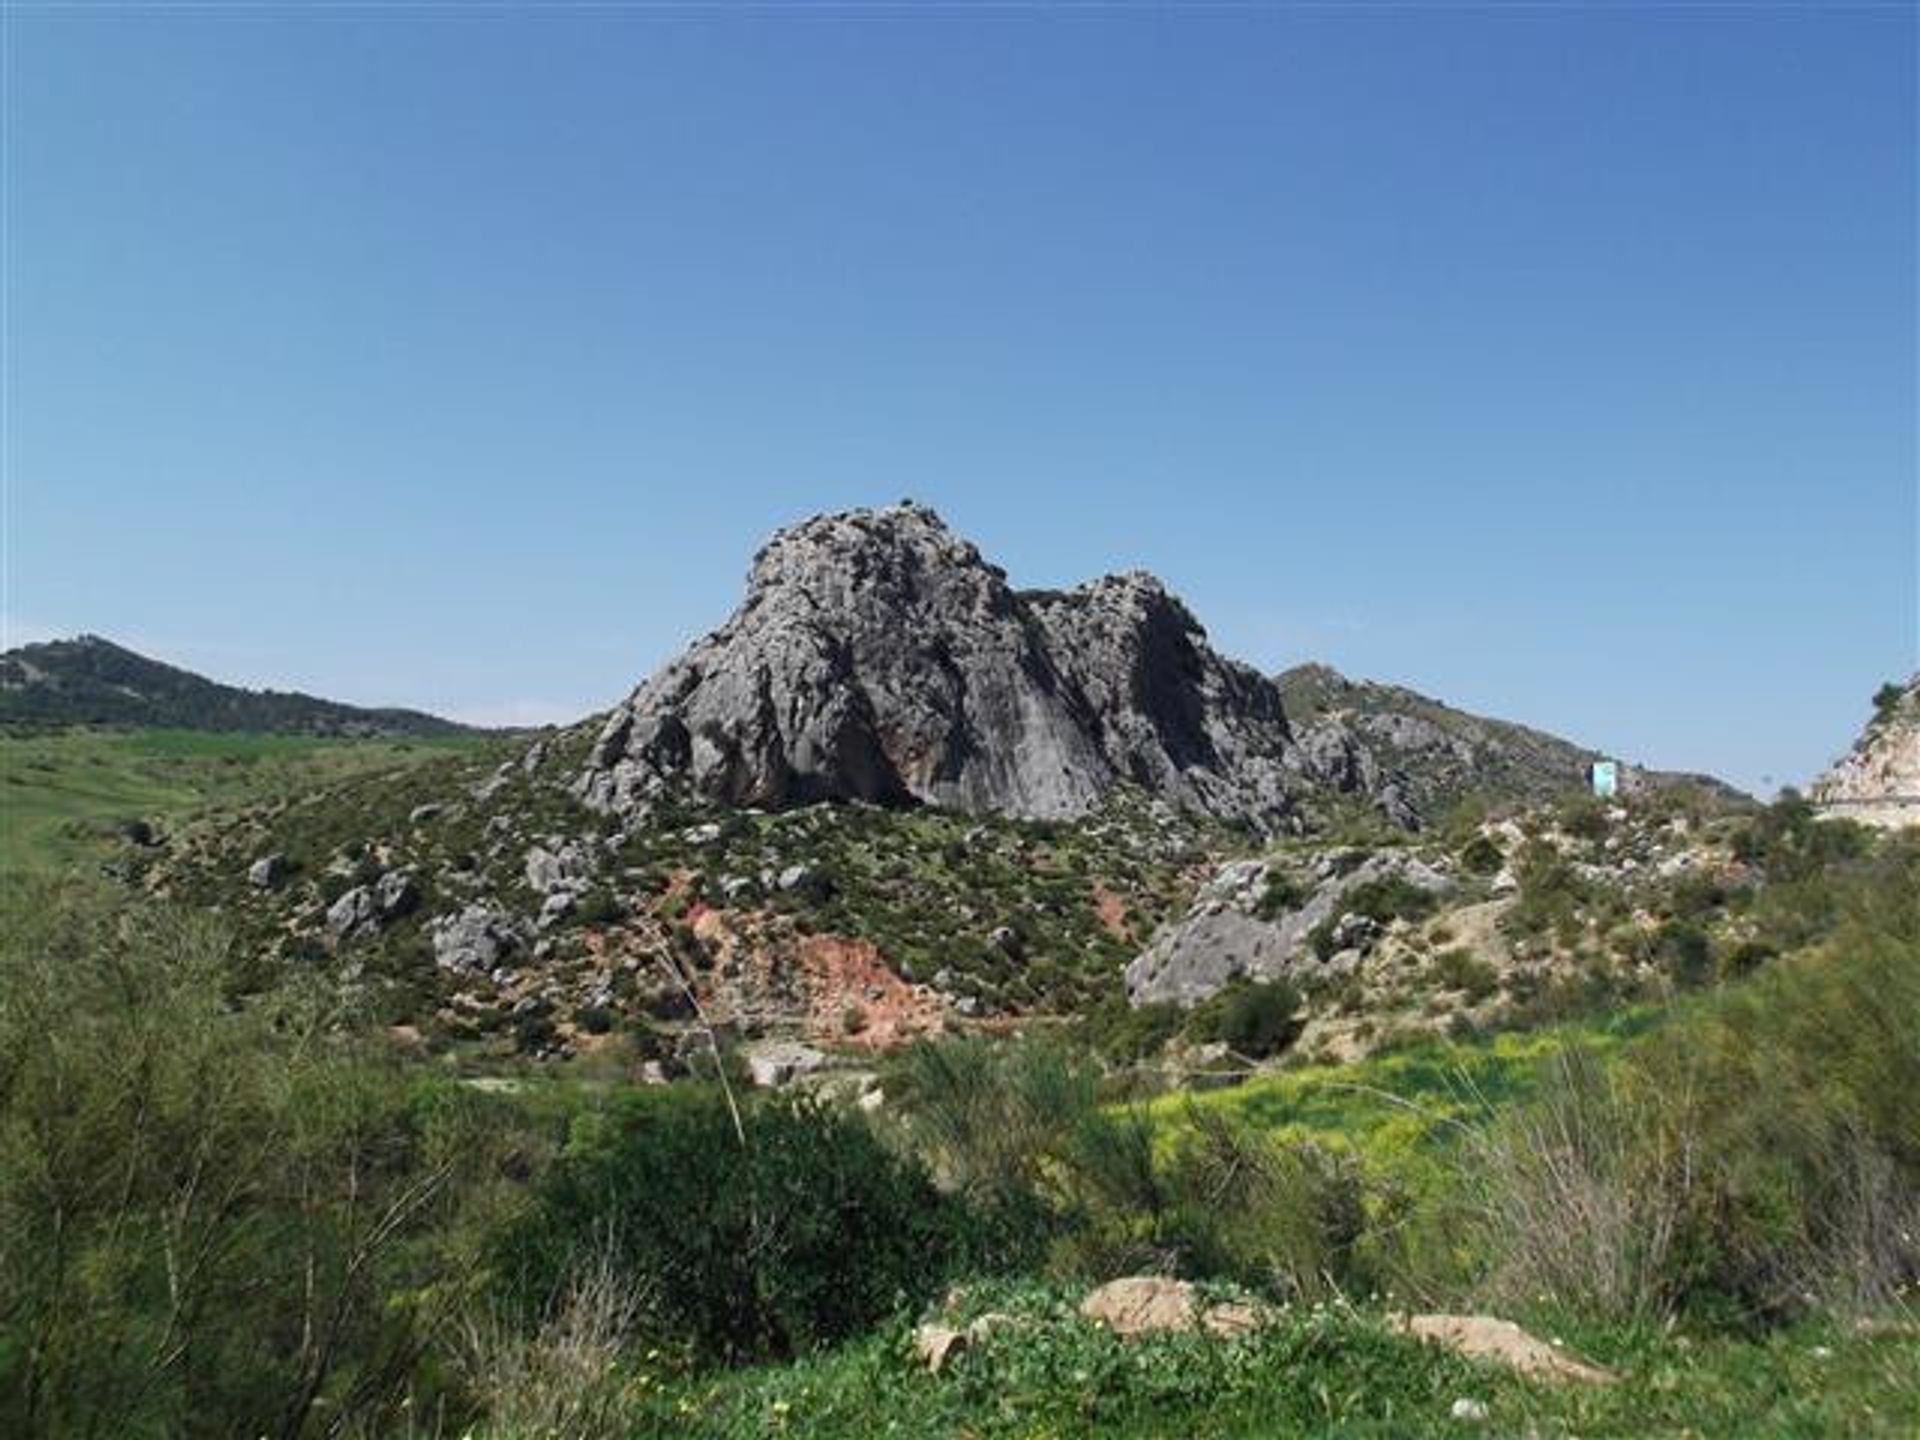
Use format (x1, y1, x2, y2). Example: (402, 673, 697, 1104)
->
(1252, 866, 1309, 920)
(1188, 979, 1304, 1060)
(0, 879, 507, 1439)
(495, 1089, 954, 1366)
(1459, 832, 1505, 876)
(1473, 834, 1920, 1323)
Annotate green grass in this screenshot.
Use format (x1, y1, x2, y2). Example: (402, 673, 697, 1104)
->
(1143, 1009, 1662, 1193)
(0, 726, 488, 873)
(573, 1286, 1920, 1439)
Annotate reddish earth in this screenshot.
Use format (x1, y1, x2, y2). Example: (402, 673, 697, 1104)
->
(1092, 884, 1132, 940)
(794, 933, 947, 1049)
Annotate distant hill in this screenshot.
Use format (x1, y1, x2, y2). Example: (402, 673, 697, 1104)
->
(0, 635, 471, 738)
(1275, 662, 1742, 823)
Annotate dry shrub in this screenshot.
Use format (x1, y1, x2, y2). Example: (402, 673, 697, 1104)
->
(461, 1251, 648, 1440)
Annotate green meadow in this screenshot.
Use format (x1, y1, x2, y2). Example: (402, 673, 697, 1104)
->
(0, 726, 489, 873)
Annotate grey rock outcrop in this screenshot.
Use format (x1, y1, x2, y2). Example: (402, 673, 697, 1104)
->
(428, 905, 529, 975)
(524, 840, 595, 896)
(247, 854, 287, 889)
(577, 503, 1301, 828)
(375, 869, 419, 921)
(1809, 675, 1920, 829)
(1126, 851, 1452, 1007)
(326, 885, 380, 940)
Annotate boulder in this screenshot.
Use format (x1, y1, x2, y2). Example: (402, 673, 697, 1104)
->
(745, 1041, 828, 1089)
(428, 905, 528, 975)
(1079, 1277, 1197, 1337)
(326, 885, 379, 939)
(1126, 852, 1452, 1007)
(524, 841, 594, 896)
(1390, 1314, 1615, 1385)
(375, 869, 418, 920)
(912, 1312, 1016, 1374)
(247, 853, 287, 889)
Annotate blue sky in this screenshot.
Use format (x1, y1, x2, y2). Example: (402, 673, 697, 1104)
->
(4, 5, 1914, 792)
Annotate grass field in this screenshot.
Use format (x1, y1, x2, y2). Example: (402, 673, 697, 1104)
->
(0, 727, 494, 873)
(610, 1287, 1919, 1439)
(1140, 1009, 1662, 1191)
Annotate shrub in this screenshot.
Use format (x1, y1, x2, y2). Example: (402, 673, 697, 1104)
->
(495, 1090, 954, 1366)
(1433, 948, 1499, 1003)
(1253, 867, 1309, 920)
(0, 879, 503, 1440)
(1164, 1109, 1370, 1301)
(1459, 834, 1504, 876)
(1212, 980, 1305, 1060)
(1474, 837, 1920, 1323)
(1339, 875, 1440, 928)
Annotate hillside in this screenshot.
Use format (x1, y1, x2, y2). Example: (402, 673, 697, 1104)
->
(125, 506, 1758, 1076)
(0, 634, 470, 737)
(1810, 675, 1920, 828)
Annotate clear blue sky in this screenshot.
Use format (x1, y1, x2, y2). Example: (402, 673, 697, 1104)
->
(4, 5, 1914, 793)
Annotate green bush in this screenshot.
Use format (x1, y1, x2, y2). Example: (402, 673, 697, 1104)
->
(495, 1090, 954, 1366)
(1475, 834, 1920, 1323)
(1433, 947, 1499, 1002)
(1252, 867, 1309, 920)
(1459, 833, 1504, 876)
(0, 879, 506, 1440)
(1210, 980, 1305, 1060)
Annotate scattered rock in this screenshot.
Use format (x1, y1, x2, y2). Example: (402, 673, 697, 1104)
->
(524, 841, 594, 895)
(745, 1040, 828, 1089)
(247, 853, 288, 889)
(913, 1313, 1017, 1374)
(428, 905, 528, 975)
(1391, 1314, 1615, 1385)
(1079, 1277, 1198, 1338)
(375, 869, 418, 920)
(326, 885, 379, 939)
(913, 1324, 968, 1375)
(1079, 1278, 1275, 1340)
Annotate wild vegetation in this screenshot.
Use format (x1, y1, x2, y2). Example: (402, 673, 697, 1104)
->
(2, 787, 1915, 1437)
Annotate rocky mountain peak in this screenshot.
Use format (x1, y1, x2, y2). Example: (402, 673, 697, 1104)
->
(578, 504, 1301, 827)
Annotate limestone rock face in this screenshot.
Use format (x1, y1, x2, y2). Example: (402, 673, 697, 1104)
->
(1810, 676, 1920, 829)
(1126, 850, 1452, 1007)
(578, 504, 1300, 828)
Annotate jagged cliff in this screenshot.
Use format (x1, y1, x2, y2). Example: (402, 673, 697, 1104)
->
(576, 503, 1306, 828)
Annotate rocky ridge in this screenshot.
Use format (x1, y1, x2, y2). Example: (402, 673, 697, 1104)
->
(1809, 675, 1920, 829)
(576, 504, 1628, 833)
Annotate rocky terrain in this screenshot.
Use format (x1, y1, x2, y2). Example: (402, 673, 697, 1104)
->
(123, 505, 1762, 1084)
(0, 634, 470, 737)
(575, 503, 1666, 832)
(1810, 674, 1920, 829)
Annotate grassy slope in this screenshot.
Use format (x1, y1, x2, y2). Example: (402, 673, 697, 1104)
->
(1142, 1009, 1662, 1187)
(620, 1296, 1917, 1439)
(0, 727, 488, 873)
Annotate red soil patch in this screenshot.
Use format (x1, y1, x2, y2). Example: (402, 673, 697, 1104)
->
(795, 933, 947, 1050)
(1092, 884, 1132, 940)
